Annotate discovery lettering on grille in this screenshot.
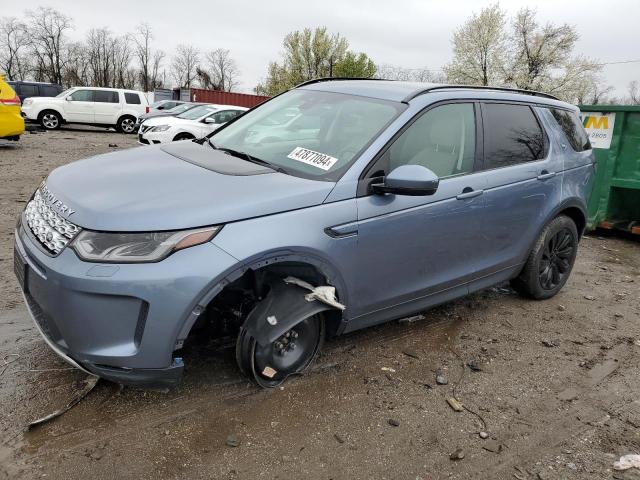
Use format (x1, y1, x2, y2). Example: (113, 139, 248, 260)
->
(40, 182, 75, 217)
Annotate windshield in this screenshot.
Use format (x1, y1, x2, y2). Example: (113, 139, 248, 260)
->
(210, 90, 405, 181)
(177, 105, 218, 120)
(56, 88, 74, 98)
(166, 103, 193, 114)
(151, 100, 170, 108)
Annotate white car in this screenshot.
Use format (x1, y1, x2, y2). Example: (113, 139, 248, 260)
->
(138, 104, 247, 144)
(21, 87, 149, 133)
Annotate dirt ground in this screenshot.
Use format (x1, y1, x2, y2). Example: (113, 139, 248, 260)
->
(0, 128, 639, 480)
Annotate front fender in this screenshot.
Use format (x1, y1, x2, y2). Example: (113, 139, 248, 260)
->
(174, 249, 350, 347)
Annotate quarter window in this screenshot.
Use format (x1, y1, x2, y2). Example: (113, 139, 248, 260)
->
(94, 90, 119, 103)
(382, 103, 477, 179)
(125, 92, 141, 104)
(550, 108, 591, 152)
(42, 86, 60, 97)
(482, 103, 545, 169)
(20, 85, 39, 97)
(69, 89, 94, 102)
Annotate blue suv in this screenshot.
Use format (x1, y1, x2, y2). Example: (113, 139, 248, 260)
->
(14, 80, 594, 388)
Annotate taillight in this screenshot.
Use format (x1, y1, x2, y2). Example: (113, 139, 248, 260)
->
(145, 106, 150, 113)
(0, 95, 21, 106)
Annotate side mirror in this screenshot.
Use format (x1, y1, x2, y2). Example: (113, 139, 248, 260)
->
(371, 164, 439, 196)
(204, 117, 218, 124)
(157, 105, 165, 110)
(65, 96, 73, 101)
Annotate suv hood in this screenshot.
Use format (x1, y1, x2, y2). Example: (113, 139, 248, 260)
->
(26, 96, 63, 104)
(44, 142, 335, 231)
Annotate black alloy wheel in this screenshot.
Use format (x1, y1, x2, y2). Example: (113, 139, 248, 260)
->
(539, 227, 575, 290)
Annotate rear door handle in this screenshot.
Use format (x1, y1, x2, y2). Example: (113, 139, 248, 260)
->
(456, 189, 483, 200)
(537, 171, 556, 181)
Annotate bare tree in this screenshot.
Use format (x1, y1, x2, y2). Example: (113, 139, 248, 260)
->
(574, 72, 614, 105)
(62, 41, 89, 86)
(0, 17, 30, 80)
(112, 36, 135, 88)
(171, 44, 199, 88)
(134, 23, 164, 91)
(85, 28, 114, 87)
(84, 28, 134, 88)
(25, 7, 73, 84)
(628, 81, 640, 105)
(204, 48, 240, 91)
(444, 4, 507, 86)
(151, 50, 166, 88)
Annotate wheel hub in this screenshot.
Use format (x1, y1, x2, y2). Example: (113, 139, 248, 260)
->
(275, 330, 299, 355)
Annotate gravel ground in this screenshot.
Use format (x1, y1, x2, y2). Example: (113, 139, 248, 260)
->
(0, 129, 639, 480)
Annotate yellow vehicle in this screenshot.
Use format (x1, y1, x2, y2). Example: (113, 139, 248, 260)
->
(0, 74, 24, 141)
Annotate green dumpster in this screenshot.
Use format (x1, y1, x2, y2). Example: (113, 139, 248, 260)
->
(579, 105, 640, 234)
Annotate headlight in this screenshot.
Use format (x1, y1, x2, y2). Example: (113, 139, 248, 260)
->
(23, 98, 33, 106)
(152, 125, 171, 132)
(71, 226, 222, 263)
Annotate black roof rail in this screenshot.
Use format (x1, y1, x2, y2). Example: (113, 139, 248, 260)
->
(404, 84, 559, 102)
(294, 77, 386, 88)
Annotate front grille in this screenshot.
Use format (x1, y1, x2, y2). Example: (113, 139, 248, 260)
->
(24, 187, 80, 254)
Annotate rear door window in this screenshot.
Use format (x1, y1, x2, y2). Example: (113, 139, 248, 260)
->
(550, 108, 591, 151)
(94, 90, 119, 103)
(207, 110, 237, 124)
(482, 103, 546, 169)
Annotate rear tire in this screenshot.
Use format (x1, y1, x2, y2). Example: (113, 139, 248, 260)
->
(39, 110, 62, 130)
(235, 314, 324, 388)
(510, 215, 578, 300)
(116, 115, 136, 134)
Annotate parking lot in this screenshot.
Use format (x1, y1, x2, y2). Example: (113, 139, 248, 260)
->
(0, 128, 638, 479)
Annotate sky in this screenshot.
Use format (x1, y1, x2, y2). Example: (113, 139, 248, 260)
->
(5, 0, 640, 96)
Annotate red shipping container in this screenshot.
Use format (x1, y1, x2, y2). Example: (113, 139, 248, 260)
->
(190, 88, 270, 108)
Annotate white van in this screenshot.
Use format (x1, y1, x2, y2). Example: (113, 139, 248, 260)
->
(21, 87, 149, 133)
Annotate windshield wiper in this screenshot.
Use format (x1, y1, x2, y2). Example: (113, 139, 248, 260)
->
(216, 146, 289, 175)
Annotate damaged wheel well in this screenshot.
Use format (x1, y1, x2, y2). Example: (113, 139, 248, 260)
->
(181, 261, 344, 350)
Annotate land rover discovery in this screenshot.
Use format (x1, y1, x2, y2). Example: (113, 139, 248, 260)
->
(14, 79, 594, 388)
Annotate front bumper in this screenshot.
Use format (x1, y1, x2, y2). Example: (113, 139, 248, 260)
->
(20, 104, 38, 121)
(138, 129, 173, 145)
(14, 220, 238, 388)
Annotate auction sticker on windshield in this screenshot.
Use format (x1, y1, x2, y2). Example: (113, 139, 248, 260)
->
(287, 147, 338, 171)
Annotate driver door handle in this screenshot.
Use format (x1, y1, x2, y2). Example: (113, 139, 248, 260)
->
(537, 170, 556, 181)
(456, 188, 484, 200)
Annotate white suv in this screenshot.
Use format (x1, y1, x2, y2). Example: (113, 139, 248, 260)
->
(21, 87, 149, 133)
